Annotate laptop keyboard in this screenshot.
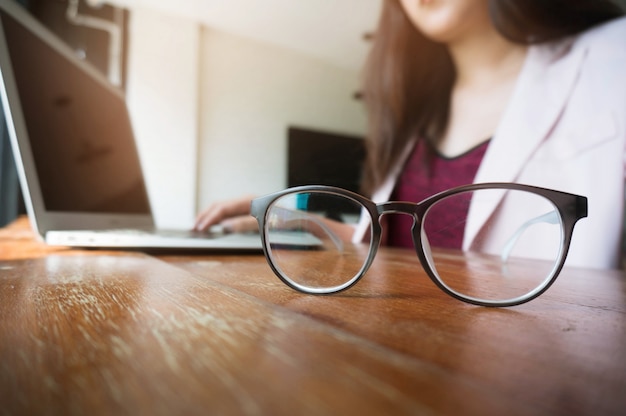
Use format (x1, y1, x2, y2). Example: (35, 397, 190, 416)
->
(94, 228, 223, 239)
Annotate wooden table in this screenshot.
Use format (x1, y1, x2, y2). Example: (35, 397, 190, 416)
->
(1, 217, 625, 415)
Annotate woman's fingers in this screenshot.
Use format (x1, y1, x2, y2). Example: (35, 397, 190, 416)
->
(220, 215, 260, 234)
(194, 194, 256, 232)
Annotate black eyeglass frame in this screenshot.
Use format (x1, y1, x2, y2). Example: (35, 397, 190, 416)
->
(251, 182, 588, 307)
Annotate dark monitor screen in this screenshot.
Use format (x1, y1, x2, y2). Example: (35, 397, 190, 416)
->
(287, 126, 366, 217)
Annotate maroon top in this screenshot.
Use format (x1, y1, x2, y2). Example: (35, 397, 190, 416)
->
(387, 138, 490, 249)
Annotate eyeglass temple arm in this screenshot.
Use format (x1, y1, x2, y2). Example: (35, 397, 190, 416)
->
(500, 210, 560, 262)
(271, 206, 345, 251)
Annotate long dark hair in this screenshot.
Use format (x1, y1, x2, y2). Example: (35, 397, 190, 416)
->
(361, 0, 624, 194)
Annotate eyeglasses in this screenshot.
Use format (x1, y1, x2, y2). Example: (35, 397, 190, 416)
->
(250, 183, 587, 307)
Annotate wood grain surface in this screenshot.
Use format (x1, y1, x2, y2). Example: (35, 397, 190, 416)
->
(1, 217, 625, 415)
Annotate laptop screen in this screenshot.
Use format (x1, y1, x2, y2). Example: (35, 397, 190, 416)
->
(0, 7, 150, 214)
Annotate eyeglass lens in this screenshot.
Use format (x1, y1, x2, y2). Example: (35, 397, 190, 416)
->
(422, 189, 562, 303)
(263, 192, 373, 292)
(263, 189, 564, 303)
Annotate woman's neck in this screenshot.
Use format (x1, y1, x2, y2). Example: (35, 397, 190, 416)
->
(448, 28, 528, 89)
(436, 29, 528, 157)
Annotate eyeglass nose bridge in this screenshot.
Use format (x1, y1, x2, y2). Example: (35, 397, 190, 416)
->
(377, 200, 426, 238)
(377, 200, 426, 223)
(376, 201, 440, 286)
(376, 199, 432, 253)
(377, 201, 424, 218)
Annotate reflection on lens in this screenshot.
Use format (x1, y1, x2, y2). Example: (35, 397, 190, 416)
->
(421, 188, 564, 304)
(264, 191, 372, 293)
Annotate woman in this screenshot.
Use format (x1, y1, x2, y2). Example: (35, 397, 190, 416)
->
(196, 0, 626, 269)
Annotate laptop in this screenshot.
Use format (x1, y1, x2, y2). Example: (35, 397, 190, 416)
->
(0, 0, 265, 252)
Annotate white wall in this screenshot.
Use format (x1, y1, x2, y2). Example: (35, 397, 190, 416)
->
(125, 8, 200, 228)
(125, 8, 367, 227)
(197, 29, 367, 210)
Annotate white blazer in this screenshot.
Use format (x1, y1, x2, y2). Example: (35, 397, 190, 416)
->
(354, 17, 626, 269)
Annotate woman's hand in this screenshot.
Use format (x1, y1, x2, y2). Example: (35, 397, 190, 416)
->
(193, 194, 259, 233)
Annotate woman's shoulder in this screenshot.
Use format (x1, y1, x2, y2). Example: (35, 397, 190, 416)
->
(529, 17, 626, 66)
(574, 16, 626, 49)
(530, 16, 626, 71)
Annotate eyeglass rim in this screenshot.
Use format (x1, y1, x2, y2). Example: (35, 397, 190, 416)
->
(250, 182, 588, 307)
(251, 187, 382, 295)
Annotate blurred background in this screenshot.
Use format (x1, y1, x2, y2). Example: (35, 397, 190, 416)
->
(2, 0, 626, 229)
(1, 0, 380, 228)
